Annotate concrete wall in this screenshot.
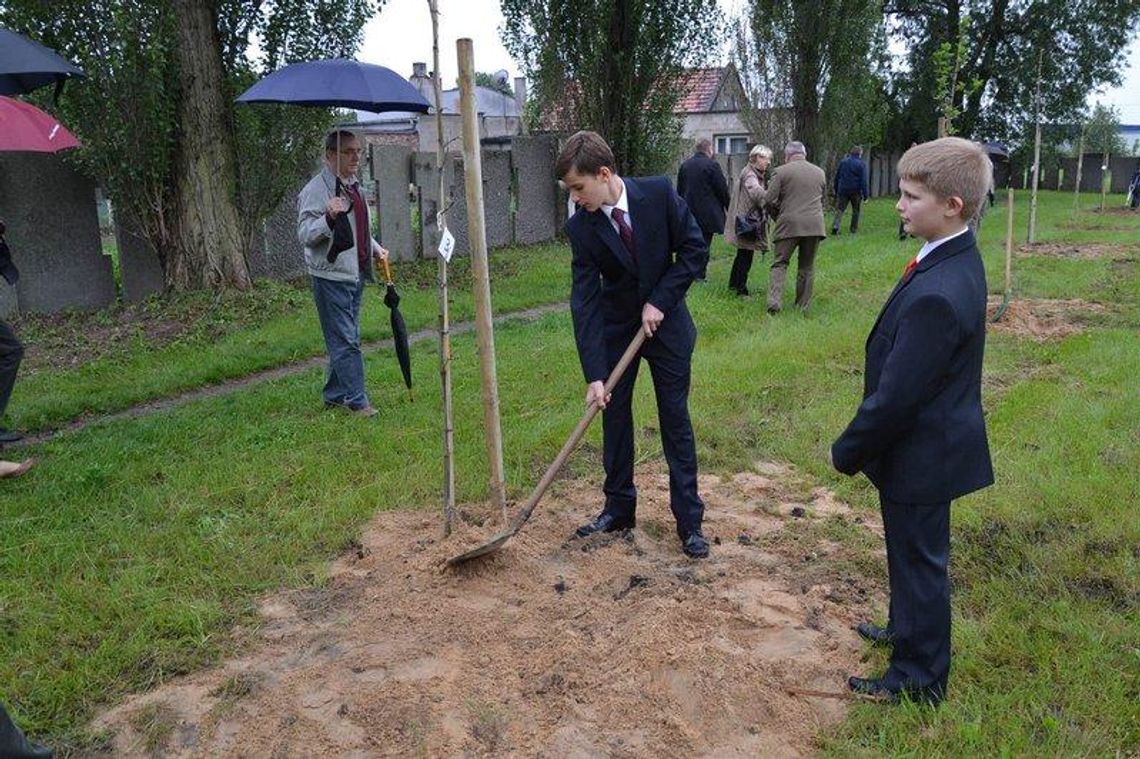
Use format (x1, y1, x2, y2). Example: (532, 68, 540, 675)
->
(372, 145, 417, 262)
(415, 113, 522, 155)
(0, 153, 114, 314)
(1, 137, 568, 315)
(681, 112, 752, 147)
(514, 135, 559, 245)
(114, 215, 165, 302)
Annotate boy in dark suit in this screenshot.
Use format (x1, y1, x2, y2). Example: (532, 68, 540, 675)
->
(831, 137, 995, 705)
(556, 131, 710, 559)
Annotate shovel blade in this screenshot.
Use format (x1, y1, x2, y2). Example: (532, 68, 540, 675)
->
(445, 529, 514, 566)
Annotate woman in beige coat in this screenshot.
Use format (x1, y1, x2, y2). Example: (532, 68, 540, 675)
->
(724, 144, 772, 296)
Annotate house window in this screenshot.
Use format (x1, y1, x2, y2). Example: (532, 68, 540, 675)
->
(715, 134, 749, 155)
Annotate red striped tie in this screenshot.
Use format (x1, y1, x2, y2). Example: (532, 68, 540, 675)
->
(611, 207, 638, 264)
(901, 256, 918, 279)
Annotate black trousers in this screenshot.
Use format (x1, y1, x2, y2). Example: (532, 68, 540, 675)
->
(697, 230, 713, 280)
(832, 193, 863, 232)
(880, 494, 951, 700)
(601, 339, 704, 536)
(1, 701, 51, 758)
(0, 318, 24, 420)
(728, 248, 757, 292)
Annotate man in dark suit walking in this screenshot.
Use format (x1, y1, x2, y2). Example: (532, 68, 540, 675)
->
(831, 137, 995, 705)
(676, 138, 730, 273)
(831, 145, 869, 235)
(557, 131, 710, 559)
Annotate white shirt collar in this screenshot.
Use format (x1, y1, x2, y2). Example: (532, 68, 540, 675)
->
(916, 226, 968, 262)
(601, 178, 630, 231)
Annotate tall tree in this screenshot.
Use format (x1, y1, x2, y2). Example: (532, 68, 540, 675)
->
(1084, 103, 1127, 156)
(886, 0, 1140, 148)
(501, 0, 721, 175)
(742, 0, 885, 161)
(0, 0, 377, 291)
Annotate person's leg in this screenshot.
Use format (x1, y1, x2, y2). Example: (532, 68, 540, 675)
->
(600, 355, 641, 520)
(1, 701, 52, 758)
(767, 237, 795, 312)
(698, 230, 713, 281)
(850, 195, 863, 233)
(881, 495, 952, 702)
(793, 237, 819, 310)
(311, 276, 369, 409)
(831, 193, 849, 235)
(646, 350, 703, 537)
(728, 248, 754, 294)
(0, 319, 24, 421)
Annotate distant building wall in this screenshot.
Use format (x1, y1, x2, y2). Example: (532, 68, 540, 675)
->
(0, 153, 114, 314)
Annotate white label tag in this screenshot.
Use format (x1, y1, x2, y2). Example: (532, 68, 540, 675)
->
(438, 225, 456, 262)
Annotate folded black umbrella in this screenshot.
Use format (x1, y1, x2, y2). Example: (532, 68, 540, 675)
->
(379, 258, 412, 399)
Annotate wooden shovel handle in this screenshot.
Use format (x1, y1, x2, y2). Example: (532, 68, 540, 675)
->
(508, 329, 647, 533)
(381, 256, 393, 284)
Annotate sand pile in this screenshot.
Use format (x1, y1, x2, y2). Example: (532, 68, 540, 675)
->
(95, 462, 886, 757)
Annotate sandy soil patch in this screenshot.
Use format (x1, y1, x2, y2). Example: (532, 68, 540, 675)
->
(1016, 242, 1137, 260)
(93, 463, 886, 757)
(987, 296, 1109, 341)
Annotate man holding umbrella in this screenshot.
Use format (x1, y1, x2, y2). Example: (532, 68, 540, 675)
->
(298, 130, 388, 417)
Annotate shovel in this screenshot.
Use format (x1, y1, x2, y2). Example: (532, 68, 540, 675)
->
(446, 329, 647, 566)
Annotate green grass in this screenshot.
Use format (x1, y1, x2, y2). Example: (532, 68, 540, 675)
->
(8, 242, 572, 430)
(1, 191, 1137, 754)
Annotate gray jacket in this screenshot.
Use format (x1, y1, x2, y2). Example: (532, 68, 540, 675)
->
(297, 165, 378, 282)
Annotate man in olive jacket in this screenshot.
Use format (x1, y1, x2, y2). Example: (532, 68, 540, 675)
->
(761, 141, 826, 313)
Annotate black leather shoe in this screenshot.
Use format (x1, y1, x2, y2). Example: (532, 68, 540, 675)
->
(848, 676, 943, 706)
(856, 621, 894, 646)
(575, 512, 635, 537)
(681, 530, 709, 558)
(848, 676, 896, 701)
(0, 428, 23, 444)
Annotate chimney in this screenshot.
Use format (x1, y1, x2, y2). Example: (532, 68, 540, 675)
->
(514, 77, 528, 135)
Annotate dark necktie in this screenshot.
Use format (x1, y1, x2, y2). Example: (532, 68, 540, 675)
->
(610, 207, 637, 264)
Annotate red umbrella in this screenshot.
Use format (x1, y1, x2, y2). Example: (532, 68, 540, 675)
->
(0, 95, 80, 152)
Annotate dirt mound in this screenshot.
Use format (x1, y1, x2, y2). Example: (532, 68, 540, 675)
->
(987, 296, 1109, 340)
(94, 463, 885, 757)
(1016, 242, 1137, 260)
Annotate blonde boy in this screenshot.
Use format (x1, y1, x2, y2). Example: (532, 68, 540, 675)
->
(831, 137, 994, 705)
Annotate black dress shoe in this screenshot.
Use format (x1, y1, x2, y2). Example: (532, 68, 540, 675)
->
(681, 530, 709, 558)
(848, 676, 943, 706)
(856, 621, 894, 646)
(0, 428, 23, 444)
(575, 512, 635, 537)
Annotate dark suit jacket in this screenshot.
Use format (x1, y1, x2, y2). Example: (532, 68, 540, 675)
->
(567, 176, 708, 383)
(676, 152, 730, 239)
(834, 155, 869, 198)
(832, 230, 994, 503)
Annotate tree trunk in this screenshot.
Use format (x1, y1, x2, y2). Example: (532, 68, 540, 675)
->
(168, 0, 251, 291)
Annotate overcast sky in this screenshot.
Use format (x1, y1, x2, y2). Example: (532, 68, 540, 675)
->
(358, 0, 1140, 124)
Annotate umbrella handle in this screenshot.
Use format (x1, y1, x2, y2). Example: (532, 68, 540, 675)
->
(381, 256, 393, 285)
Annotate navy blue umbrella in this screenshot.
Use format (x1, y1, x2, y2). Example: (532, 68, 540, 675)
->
(0, 27, 85, 96)
(235, 58, 430, 113)
(237, 58, 428, 399)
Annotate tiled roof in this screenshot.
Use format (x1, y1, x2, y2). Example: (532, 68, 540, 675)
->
(536, 67, 733, 132)
(673, 67, 726, 113)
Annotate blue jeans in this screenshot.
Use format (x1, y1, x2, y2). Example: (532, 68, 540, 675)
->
(312, 275, 369, 409)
